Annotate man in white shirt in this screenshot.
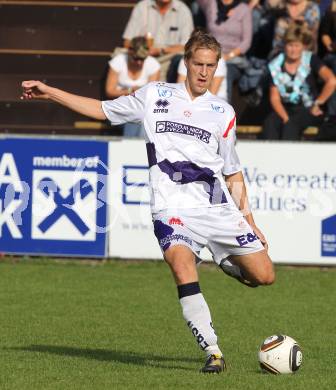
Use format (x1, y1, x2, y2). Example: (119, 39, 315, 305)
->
(21, 30, 274, 374)
(123, 0, 194, 57)
(123, 0, 194, 82)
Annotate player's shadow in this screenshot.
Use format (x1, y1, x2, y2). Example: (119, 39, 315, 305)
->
(12, 345, 199, 371)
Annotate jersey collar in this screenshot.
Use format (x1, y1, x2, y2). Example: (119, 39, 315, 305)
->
(181, 82, 210, 102)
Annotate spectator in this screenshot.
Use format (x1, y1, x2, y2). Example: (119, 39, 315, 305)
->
(271, 0, 320, 57)
(105, 36, 160, 137)
(247, 0, 284, 58)
(122, 0, 194, 81)
(319, 0, 333, 18)
(320, 0, 336, 116)
(177, 56, 228, 100)
(248, 0, 264, 35)
(266, 0, 285, 9)
(197, 0, 253, 102)
(262, 23, 336, 140)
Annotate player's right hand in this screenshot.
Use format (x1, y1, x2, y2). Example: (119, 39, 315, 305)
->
(21, 80, 50, 100)
(252, 225, 269, 252)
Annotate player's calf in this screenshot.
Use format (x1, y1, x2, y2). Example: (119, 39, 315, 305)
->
(165, 245, 226, 373)
(222, 251, 275, 287)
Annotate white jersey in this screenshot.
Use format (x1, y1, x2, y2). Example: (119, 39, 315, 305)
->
(102, 82, 241, 213)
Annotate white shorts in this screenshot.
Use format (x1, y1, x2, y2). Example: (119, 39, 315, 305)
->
(152, 205, 264, 265)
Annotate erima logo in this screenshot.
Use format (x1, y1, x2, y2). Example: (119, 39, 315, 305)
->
(153, 99, 169, 113)
(211, 103, 225, 113)
(236, 233, 259, 247)
(168, 217, 184, 226)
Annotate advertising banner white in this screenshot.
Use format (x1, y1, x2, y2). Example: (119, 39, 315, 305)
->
(108, 140, 336, 265)
(108, 140, 162, 259)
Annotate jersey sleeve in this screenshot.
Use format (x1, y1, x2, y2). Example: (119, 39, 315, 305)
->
(218, 108, 241, 175)
(101, 83, 149, 125)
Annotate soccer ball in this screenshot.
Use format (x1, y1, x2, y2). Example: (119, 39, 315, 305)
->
(258, 335, 303, 374)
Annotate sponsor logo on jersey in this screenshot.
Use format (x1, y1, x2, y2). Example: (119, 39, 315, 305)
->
(184, 110, 192, 117)
(168, 217, 184, 226)
(236, 232, 259, 247)
(157, 86, 173, 98)
(159, 234, 192, 248)
(153, 99, 170, 113)
(156, 121, 211, 143)
(211, 103, 225, 113)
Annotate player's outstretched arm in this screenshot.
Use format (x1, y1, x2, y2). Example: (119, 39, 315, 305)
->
(21, 80, 107, 120)
(225, 171, 268, 250)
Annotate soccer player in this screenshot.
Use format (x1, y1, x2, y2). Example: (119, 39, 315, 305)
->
(21, 30, 275, 374)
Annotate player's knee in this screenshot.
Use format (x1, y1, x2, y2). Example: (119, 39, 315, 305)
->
(259, 273, 275, 286)
(256, 268, 275, 286)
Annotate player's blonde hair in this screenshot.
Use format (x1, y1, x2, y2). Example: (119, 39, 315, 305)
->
(184, 29, 222, 62)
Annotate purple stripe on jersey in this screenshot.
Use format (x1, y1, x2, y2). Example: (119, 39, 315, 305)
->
(158, 159, 227, 205)
(146, 142, 157, 168)
(153, 220, 174, 251)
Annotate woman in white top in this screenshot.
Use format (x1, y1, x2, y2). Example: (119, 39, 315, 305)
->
(177, 57, 228, 101)
(105, 36, 161, 136)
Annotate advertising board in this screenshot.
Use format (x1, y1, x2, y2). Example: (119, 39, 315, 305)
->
(108, 139, 336, 265)
(0, 137, 108, 257)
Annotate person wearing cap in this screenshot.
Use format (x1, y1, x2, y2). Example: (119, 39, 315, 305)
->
(105, 36, 161, 137)
(262, 22, 336, 140)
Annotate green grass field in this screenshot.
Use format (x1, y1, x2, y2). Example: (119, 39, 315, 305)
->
(0, 258, 335, 390)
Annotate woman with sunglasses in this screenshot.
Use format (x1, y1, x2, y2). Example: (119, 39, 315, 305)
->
(105, 36, 161, 136)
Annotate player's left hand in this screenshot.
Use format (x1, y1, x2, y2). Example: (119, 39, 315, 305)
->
(252, 225, 268, 252)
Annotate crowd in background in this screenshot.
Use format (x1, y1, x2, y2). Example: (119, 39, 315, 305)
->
(104, 0, 336, 140)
